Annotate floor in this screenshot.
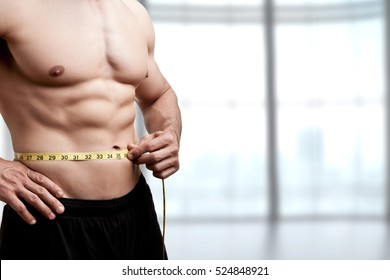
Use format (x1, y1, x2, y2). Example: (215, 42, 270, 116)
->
(164, 219, 390, 260)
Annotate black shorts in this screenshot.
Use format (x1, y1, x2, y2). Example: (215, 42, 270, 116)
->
(0, 174, 166, 260)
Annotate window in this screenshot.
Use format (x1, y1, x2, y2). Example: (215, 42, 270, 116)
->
(145, 0, 386, 220)
(146, 0, 268, 219)
(276, 0, 385, 216)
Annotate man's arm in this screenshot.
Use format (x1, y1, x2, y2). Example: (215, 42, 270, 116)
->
(127, 2, 182, 179)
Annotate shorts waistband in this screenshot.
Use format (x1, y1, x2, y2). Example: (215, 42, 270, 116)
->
(57, 174, 148, 217)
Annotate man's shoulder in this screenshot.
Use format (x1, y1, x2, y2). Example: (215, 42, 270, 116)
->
(121, 0, 155, 48)
(121, 0, 152, 23)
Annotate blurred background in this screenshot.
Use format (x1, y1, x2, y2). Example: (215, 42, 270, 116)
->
(1, 0, 390, 259)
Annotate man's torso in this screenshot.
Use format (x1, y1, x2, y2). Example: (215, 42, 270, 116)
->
(0, 0, 150, 199)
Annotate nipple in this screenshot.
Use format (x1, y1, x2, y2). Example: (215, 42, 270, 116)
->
(49, 65, 65, 77)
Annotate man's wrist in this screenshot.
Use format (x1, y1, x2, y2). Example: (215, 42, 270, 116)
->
(164, 128, 181, 147)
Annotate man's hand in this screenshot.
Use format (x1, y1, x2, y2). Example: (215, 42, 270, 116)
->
(0, 159, 65, 225)
(127, 131, 180, 179)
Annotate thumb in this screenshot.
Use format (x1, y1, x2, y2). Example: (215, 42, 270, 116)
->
(127, 143, 138, 160)
(127, 143, 137, 150)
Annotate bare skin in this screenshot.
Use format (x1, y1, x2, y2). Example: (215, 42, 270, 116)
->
(0, 0, 181, 225)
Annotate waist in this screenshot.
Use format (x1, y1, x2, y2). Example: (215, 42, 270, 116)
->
(5, 174, 149, 219)
(16, 154, 140, 200)
(56, 174, 148, 217)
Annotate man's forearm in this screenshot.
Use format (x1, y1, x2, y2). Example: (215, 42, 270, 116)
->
(141, 87, 182, 145)
(129, 86, 181, 178)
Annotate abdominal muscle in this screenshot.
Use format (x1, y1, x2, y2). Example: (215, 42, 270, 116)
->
(6, 79, 142, 200)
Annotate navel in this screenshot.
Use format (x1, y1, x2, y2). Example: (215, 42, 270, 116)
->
(49, 65, 65, 77)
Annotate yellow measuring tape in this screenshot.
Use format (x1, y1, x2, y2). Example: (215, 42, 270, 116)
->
(14, 149, 167, 260)
(14, 149, 129, 161)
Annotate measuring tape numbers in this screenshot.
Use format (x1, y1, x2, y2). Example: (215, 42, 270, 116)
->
(14, 149, 129, 161)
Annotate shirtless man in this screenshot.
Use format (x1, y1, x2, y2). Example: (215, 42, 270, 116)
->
(0, 0, 181, 259)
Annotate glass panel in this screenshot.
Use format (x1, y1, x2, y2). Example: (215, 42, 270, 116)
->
(149, 11, 267, 218)
(170, 106, 267, 218)
(154, 24, 265, 104)
(278, 104, 385, 216)
(276, 1, 386, 217)
(276, 20, 385, 104)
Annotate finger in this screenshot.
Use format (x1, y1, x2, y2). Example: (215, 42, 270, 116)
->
(132, 148, 168, 165)
(24, 180, 65, 215)
(7, 196, 37, 225)
(146, 156, 178, 172)
(152, 165, 179, 179)
(146, 155, 179, 179)
(128, 137, 165, 160)
(127, 143, 137, 153)
(18, 187, 57, 220)
(27, 169, 64, 199)
(127, 143, 138, 160)
(127, 140, 147, 160)
(26, 169, 65, 215)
